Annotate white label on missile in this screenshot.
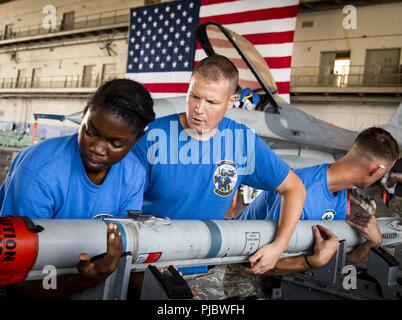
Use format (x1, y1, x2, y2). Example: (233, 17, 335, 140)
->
(241, 232, 260, 255)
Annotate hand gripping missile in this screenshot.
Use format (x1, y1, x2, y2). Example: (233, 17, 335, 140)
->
(0, 215, 401, 286)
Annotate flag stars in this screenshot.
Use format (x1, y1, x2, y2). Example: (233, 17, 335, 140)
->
(188, 17, 193, 23)
(141, 36, 145, 42)
(180, 39, 185, 46)
(128, 64, 133, 69)
(175, 33, 180, 39)
(168, 41, 173, 47)
(174, 47, 179, 53)
(187, 31, 192, 38)
(144, 56, 149, 62)
(155, 56, 161, 62)
(148, 16, 152, 22)
(176, 18, 181, 24)
(159, 14, 164, 20)
(145, 43, 150, 49)
(160, 62, 165, 68)
(182, 11, 187, 17)
(189, 2, 194, 8)
(150, 48, 155, 55)
(136, 30, 141, 36)
(154, 8, 158, 14)
(143, 10, 147, 15)
(185, 46, 190, 52)
(165, 6, 170, 12)
(130, 37, 135, 43)
(158, 28, 163, 34)
(135, 43, 140, 50)
(181, 25, 187, 32)
(177, 4, 182, 10)
(140, 49, 144, 55)
(147, 29, 151, 35)
(163, 34, 168, 40)
(149, 62, 154, 69)
(139, 63, 143, 69)
(137, 17, 142, 23)
(178, 54, 183, 61)
(142, 22, 147, 29)
(162, 48, 167, 54)
(129, 50, 134, 56)
(153, 21, 157, 27)
(134, 57, 139, 63)
(166, 55, 172, 62)
(172, 61, 177, 68)
(170, 12, 175, 19)
(184, 61, 189, 67)
(132, 11, 137, 17)
(164, 20, 169, 26)
(152, 35, 156, 41)
(156, 41, 162, 48)
(169, 26, 174, 33)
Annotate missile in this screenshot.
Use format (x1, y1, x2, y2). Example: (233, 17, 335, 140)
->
(1, 215, 401, 286)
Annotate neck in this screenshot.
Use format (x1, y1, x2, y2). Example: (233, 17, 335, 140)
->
(86, 168, 109, 185)
(327, 157, 360, 193)
(179, 113, 217, 141)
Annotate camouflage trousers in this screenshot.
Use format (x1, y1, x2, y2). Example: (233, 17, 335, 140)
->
(184, 264, 266, 300)
(389, 196, 402, 216)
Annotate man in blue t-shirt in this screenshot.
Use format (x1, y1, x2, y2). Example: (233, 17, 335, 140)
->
(237, 127, 400, 274)
(132, 55, 306, 275)
(0, 79, 155, 298)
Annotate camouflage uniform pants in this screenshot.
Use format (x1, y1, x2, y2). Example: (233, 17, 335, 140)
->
(222, 264, 260, 299)
(184, 265, 227, 300)
(389, 196, 402, 216)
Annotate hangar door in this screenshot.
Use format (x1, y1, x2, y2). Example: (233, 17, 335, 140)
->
(364, 48, 401, 86)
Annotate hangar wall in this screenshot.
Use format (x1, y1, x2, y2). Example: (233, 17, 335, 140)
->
(0, 0, 401, 139)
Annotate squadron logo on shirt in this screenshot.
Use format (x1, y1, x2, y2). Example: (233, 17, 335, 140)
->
(321, 209, 336, 221)
(213, 160, 238, 197)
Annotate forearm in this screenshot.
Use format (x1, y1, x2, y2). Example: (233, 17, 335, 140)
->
(275, 185, 306, 248)
(346, 241, 378, 265)
(263, 256, 310, 276)
(13, 274, 104, 300)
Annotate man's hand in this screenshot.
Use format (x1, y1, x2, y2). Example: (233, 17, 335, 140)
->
(308, 225, 339, 268)
(245, 242, 286, 275)
(347, 212, 382, 247)
(77, 223, 123, 287)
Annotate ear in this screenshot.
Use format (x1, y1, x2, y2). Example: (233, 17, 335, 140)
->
(368, 165, 380, 177)
(227, 94, 239, 110)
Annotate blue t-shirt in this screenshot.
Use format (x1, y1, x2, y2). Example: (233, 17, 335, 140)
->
(0, 134, 145, 219)
(131, 114, 290, 219)
(237, 163, 347, 221)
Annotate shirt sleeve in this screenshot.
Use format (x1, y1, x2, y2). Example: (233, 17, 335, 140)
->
(0, 168, 55, 218)
(242, 133, 290, 191)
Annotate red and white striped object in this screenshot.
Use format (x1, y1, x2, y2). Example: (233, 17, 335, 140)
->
(196, 0, 299, 102)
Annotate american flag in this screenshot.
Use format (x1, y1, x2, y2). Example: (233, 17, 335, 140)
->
(126, 0, 299, 102)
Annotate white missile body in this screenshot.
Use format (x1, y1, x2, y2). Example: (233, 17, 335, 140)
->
(31, 216, 402, 271)
(1, 216, 401, 285)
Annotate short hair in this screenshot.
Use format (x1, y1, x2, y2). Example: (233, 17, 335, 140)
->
(353, 127, 400, 163)
(192, 55, 239, 94)
(84, 79, 155, 134)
